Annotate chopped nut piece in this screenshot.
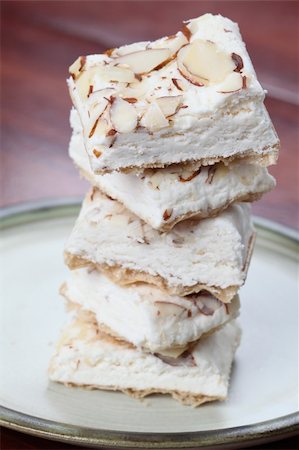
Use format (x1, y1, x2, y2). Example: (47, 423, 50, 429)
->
(93, 149, 102, 158)
(105, 48, 116, 57)
(106, 129, 117, 137)
(87, 85, 93, 97)
(163, 208, 173, 221)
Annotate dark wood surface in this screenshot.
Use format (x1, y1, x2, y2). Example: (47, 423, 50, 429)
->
(1, 1, 298, 449)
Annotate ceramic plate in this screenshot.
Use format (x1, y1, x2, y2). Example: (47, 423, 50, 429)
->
(0, 201, 298, 449)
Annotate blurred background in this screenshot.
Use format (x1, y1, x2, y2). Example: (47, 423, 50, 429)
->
(1, 0, 299, 228)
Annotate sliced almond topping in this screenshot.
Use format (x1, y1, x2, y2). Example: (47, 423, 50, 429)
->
(155, 95, 183, 118)
(110, 97, 138, 133)
(232, 53, 244, 72)
(216, 72, 244, 93)
(88, 97, 110, 137)
(93, 149, 102, 158)
(122, 79, 148, 99)
(140, 102, 169, 132)
(76, 67, 98, 99)
(177, 39, 236, 86)
(198, 295, 221, 316)
(88, 88, 116, 106)
(113, 48, 171, 74)
(171, 78, 186, 91)
(163, 208, 173, 221)
(154, 301, 186, 317)
(97, 64, 136, 83)
(157, 346, 187, 359)
(197, 303, 215, 316)
(179, 167, 201, 182)
(154, 32, 188, 56)
(123, 97, 138, 103)
(155, 350, 196, 367)
(181, 24, 192, 41)
(69, 56, 86, 80)
(89, 118, 100, 138)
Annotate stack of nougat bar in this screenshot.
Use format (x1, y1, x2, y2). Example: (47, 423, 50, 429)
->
(49, 13, 279, 406)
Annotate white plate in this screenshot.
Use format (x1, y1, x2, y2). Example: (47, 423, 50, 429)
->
(0, 201, 298, 448)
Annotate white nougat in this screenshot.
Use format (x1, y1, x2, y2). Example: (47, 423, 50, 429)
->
(65, 190, 255, 302)
(69, 109, 275, 231)
(68, 13, 279, 173)
(49, 311, 241, 406)
(62, 267, 240, 354)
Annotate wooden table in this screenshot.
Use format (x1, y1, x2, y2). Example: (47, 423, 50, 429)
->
(1, 1, 298, 448)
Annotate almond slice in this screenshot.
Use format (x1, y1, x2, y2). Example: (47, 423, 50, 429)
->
(166, 31, 188, 55)
(88, 88, 116, 105)
(155, 351, 196, 367)
(69, 56, 86, 80)
(154, 301, 186, 317)
(232, 53, 244, 72)
(93, 148, 102, 158)
(179, 167, 201, 182)
(88, 97, 109, 123)
(177, 39, 236, 86)
(113, 48, 171, 74)
(181, 25, 192, 42)
(97, 65, 136, 83)
(110, 97, 138, 133)
(171, 78, 187, 91)
(216, 72, 245, 93)
(140, 102, 169, 131)
(153, 32, 188, 56)
(155, 95, 183, 118)
(157, 346, 188, 359)
(122, 78, 149, 99)
(163, 208, 173, 221)
(76, 67, 98, 99)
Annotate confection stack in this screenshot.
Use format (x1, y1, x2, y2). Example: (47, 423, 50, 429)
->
(49, 14, 279, 406)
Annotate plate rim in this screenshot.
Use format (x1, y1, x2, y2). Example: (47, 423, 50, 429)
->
(1, 406, 299, 449)
(1, 200, 298, 448)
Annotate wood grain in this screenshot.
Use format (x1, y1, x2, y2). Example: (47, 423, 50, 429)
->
(1, 1, 298, 448)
